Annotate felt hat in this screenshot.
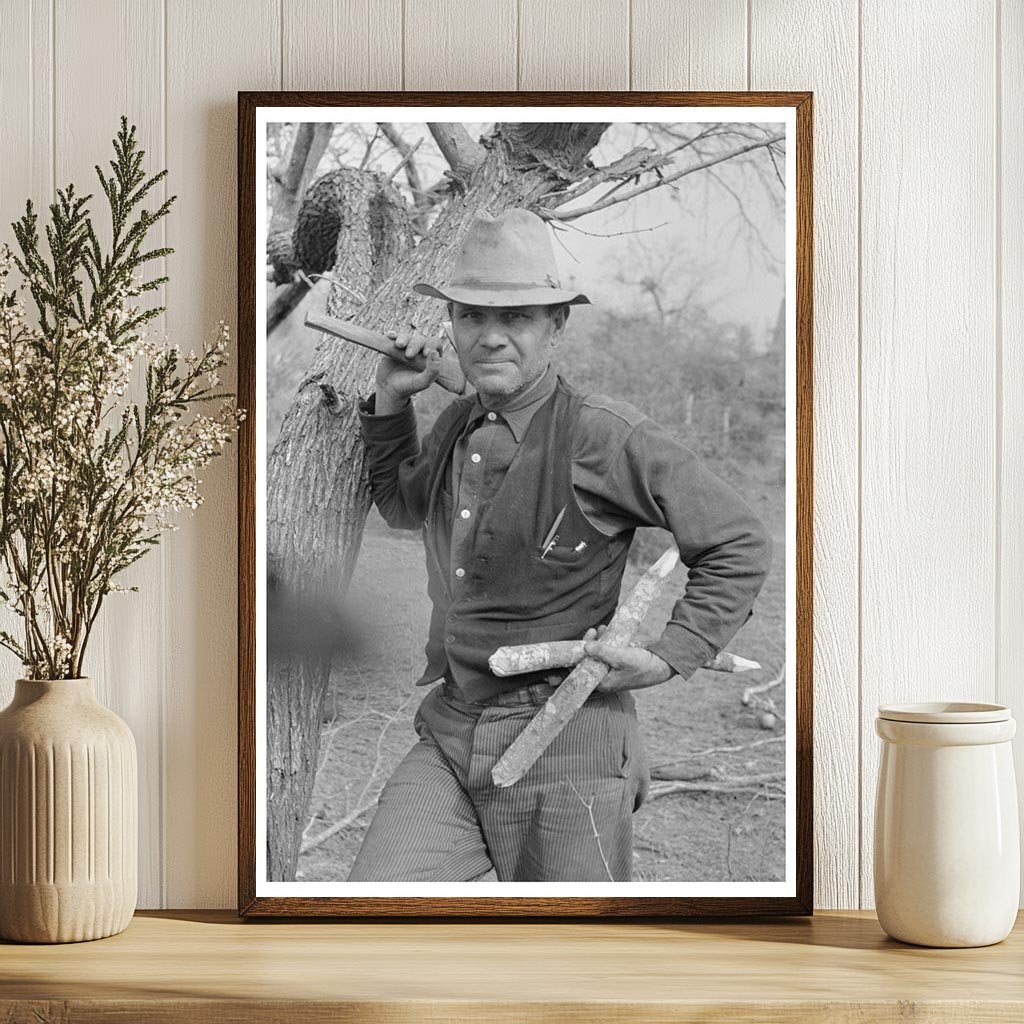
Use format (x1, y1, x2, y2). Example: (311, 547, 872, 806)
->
(413, 208, 590, 307)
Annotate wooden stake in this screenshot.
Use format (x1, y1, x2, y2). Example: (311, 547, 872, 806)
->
(490, 548, 679, 788)
(488, 642, 759, 677)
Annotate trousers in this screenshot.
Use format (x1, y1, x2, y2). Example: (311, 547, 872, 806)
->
(347, 682, 650, 882)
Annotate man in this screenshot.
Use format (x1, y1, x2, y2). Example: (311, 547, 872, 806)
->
(349, 208, 771, 883)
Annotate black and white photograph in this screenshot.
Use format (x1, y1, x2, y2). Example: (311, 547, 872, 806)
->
(241, 98, 808, 915)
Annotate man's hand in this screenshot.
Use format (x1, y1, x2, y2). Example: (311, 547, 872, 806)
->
(374, 327, 443, 414)
(581, 627, 675, 693)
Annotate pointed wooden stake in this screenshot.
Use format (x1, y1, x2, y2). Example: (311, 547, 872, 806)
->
(491, 548, 680, 789)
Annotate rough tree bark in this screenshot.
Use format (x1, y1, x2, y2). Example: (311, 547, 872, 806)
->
(265, 123, 615, 880)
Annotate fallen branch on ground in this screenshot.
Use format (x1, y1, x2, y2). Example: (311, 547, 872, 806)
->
(741, 663, 785, 706)
(650, 735, 785, 769)
(300, 693, 415, 855)
(650, 767, 784, 785)
(647, 774, 785, 802)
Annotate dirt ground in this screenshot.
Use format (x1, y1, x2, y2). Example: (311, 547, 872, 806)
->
(297, 484, 786, 884)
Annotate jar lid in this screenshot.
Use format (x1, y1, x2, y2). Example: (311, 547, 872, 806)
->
(877, 701, 1011, 724)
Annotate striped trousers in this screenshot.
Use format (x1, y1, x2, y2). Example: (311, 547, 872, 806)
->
(347, 682, 650, 882)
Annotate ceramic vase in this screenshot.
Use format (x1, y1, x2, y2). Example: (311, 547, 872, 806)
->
(874, 701, 1019, 947)
(0, 678, 137, 943)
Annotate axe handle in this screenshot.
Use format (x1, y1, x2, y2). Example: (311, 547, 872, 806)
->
(304, 309, 466, 395)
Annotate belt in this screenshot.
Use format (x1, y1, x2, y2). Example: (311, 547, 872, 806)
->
(442, 675, 562, 707)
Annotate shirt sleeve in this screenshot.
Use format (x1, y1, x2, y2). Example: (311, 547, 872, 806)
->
(573, 403, 773, 682)
(357, 394, 445, 530)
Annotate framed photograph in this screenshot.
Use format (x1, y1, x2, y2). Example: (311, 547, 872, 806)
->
(238, 91, 812, 917)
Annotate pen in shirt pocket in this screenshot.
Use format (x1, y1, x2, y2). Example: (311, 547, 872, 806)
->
(539, 506, 566, 560)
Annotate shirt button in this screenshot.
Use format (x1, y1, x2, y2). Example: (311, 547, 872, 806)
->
(460, 509, 471, 519)
(486, 412, 497, 421)
(455, 568, 465, 578)
(470, 453, 481, 464)
(445, 635, 455, 644)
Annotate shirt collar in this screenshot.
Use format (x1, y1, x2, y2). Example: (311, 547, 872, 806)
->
(466, 365, 557, 443)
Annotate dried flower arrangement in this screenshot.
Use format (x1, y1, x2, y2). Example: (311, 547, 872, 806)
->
(0, 117, 243, 679)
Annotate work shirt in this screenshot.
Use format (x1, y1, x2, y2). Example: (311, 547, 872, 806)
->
(358, 365, 772, 696)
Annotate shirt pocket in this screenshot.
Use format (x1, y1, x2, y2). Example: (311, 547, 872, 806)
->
(536, 541, 591, 567)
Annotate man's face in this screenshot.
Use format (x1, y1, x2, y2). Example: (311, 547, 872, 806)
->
(448, 302, 567, 406)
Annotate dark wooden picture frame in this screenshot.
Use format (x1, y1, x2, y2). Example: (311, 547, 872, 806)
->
(238, 91, 813, 917)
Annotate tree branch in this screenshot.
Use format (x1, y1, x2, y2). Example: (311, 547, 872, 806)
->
(379, 123, 425, 195)
(428, 123, 487, 179)
(268, 123, 333, 233)
(545, 133, 786, 222)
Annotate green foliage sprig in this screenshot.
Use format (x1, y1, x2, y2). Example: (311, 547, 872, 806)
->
(0, 117, 244, 679)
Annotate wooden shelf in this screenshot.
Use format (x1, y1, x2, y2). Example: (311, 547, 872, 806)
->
(2, 910, 1022, 1022)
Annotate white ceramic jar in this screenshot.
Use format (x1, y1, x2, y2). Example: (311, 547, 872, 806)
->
(874, 702, 1019, 947)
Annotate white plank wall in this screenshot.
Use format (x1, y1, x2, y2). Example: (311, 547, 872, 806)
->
(749, 0, 860, 912)
(632, 0, 746, 92)
(859, 0, 999, 909)
(1001, 0, 1024, 902)
(283, 0, 402, 91)
(405, 0, 517, 90)
(0, 0, 1018, 910)
(0, 4, 51, 692)
(519, 0, 629, 90)
(162, 0, 279, 908)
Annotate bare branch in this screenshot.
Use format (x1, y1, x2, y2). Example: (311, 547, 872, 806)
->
(429, 123, 487, 178)
(648, 774, 785, 800)
(555, 219, 671, 239)
(379, 123, 425, 190)
(546, 133, 786, 222)
(564, 777, 615, 881)
(742, 662, 785, 706)
(651, 735, 784, 769)
(705, 167, 779, 265)
(299, 693, 415, 855)
(268, 122, 334, 234)
(358, 125, 382, 170)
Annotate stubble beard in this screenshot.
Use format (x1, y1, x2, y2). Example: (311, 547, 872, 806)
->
(473, 361, 549, 407)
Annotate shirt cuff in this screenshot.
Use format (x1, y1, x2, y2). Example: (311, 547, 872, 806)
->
(646, 624, 718, 683)
(357, 393, 418, 441)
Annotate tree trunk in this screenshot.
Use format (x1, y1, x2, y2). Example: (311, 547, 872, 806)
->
(265, 124, 610, 880)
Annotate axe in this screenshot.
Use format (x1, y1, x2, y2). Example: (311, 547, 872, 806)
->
(305, 309, 467, 395)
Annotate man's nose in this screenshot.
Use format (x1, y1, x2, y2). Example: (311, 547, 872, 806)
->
(479, 322, 506, 347)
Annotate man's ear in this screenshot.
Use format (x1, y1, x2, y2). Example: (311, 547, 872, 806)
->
(551, 303, 570, 333)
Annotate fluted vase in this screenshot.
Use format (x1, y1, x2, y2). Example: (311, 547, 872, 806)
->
(0, 678, 137, 943)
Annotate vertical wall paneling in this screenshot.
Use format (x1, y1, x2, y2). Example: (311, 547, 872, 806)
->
(283, 0, 402, 91)
(859, 1, 998, 908)
(749, 1, 860, 910)
(403, 0, 517, 90)
(164, 0, 280, 907)
(630, 0, 746, 91)
(999, 0, 1024, 898)
(518, 0, 629, 90)
(53, 0, 166, 908)
(0, 2, 53, 700)
(1, 0, 1021, 912)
